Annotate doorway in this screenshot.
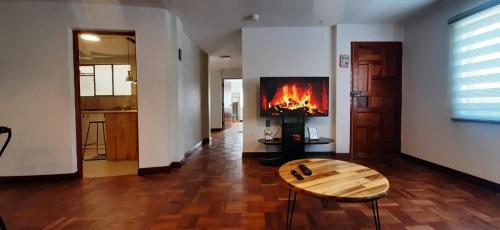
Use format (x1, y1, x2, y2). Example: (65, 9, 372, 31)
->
(73, 30, 139, 178)
(222, 79, 243, 130)
(350, 42, 402, 158)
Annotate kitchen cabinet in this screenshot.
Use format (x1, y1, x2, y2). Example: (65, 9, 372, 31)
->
(104, 111, 138, 160)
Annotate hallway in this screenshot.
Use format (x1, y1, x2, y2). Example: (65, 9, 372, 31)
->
(1, 125, 500, 229)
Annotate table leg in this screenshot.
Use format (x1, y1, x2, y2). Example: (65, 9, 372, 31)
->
(285, 189, 297, 230)
(371, 199, 381, 230)
(0, 215, 6, 230)
(321, 199, 329, 208)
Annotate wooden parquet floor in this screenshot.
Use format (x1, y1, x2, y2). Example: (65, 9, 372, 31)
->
(1, 125, 500, 229)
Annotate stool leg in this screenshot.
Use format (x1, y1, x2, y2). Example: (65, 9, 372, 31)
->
(83, 121, 91, 159)
(100, 122, 107, 156)
(96, 122, 99, 155)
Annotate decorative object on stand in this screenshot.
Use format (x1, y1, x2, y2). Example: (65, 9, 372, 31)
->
(308, 127, 318, 140)
(264, 119, 273, 141)
(340, 54, 350, 68)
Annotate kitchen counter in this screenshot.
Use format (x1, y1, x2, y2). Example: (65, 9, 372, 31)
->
(80, 109, 138, 161)
(82, 110, 138, 114)
(104, 112, 138, 161)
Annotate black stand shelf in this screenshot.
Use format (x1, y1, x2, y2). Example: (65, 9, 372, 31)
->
(258, 114, 334, 166)
(258, 137, 334, 145)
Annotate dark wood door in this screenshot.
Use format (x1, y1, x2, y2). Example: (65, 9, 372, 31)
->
(351, 42, 402, 158)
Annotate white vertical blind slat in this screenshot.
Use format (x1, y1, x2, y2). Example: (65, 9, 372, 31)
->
(451, 3, 500, 122)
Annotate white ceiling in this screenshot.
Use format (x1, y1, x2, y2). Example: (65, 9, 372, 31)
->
(10, 0, 440, 69)
(162, 0, 440, 69)
(79, 35, 136, 60)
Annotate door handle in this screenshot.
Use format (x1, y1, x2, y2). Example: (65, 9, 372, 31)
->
(350, 91, 362, 97)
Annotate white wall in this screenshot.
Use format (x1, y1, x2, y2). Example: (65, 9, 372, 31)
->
(178, 21, 209, 156)
(242, 27, 335, 153)
(241, 25, 403, 153)
(140, 5, 178, 169)
(402, 0, 500, 184)
(0, 1, 207, 176)
(223, 80, 232, 114)
(334, 24, 403, 153)
(222, 68, 242, 79)
(209, 68, 223, 129)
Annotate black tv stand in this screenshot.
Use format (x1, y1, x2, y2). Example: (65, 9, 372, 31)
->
(258, 137, 334, 165)
(257, 114, 334, 166)
(258, 137, 334, 145)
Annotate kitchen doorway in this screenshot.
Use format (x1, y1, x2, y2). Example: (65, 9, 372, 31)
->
(222, 79, 243, 130)
(73, 30, 139, 178)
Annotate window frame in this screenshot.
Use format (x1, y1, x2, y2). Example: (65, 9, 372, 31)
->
(448, 0, 500, 124)
(79, 65, 96, 97)
(79, 64, 132, 97)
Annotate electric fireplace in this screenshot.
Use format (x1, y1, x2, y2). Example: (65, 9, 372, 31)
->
(260, 77, 329, 117)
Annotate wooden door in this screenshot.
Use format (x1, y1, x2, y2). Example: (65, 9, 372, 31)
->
(351, 42, 402, 157)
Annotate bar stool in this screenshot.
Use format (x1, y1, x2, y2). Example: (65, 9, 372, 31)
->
(0, 126, 11, 230)
(83, 121, 107, 161)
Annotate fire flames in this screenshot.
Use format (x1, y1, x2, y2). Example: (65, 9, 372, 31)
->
(264, 83, 327, 116)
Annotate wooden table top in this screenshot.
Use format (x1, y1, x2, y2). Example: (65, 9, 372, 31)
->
(279, 158, 389, 202)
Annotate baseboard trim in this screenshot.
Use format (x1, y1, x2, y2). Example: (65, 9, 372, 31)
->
(138, 165, 174, 176)
(185, 140, 205, 159)
(306, 151, 336, 158)
(242, 151, 336, 158)
(0, 172, 79, 183)
(202, 138, 210, 144)
(401, 153, 500, 193)
(138, 161, 185, 176)
(242, 152, 278, 158)
(211, 128, 223, 132)
(140, 140, 205, 176)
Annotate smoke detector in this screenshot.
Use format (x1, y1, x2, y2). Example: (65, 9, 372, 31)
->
(246, 14, 260, 21)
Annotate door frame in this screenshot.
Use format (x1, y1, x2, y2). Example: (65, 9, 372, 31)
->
(221, 78, 243, 130)
(221, 78, 225, 130)
(349, 42, 402, 158)
(72, 29, 136, 178)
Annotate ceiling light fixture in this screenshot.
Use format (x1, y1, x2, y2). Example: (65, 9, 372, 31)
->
(220, 55, 232, 60)
(125, 38, 135, 83)
(80, 33, 100, 42)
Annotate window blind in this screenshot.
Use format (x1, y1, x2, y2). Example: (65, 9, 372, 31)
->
(450, 2, 500, 122)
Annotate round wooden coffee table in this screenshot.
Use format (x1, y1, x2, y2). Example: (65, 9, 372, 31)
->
(279, 158, 390, 230)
